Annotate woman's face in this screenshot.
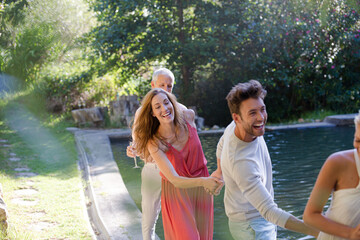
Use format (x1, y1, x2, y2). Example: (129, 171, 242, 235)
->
(151, 92, 174, 124)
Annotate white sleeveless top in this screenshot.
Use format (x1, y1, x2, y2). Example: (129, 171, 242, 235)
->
(317, 149, 360, 240)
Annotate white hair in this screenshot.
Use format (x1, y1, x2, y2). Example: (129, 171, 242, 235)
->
(152, 68, 175, 84)
(355, 110, 360, 126)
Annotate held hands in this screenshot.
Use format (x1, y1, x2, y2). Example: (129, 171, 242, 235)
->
(203, 176, 224, 196)
(207, 169, 224, 196)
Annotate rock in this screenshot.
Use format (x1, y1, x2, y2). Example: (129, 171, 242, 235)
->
(71, 107, 105, 127)
(211, 125, 220, 130)
(324, 113, 358, 126)
(109, 95, 140, 127)
(0, 184, 8, 230)
(187, 106, 205, 130)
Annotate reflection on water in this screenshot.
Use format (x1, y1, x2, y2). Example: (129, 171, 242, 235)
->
(111, 125, 354, 240)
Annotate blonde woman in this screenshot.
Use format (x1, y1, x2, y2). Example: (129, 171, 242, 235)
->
(133, 88, 222, 240)
(303, 113, 360, 239)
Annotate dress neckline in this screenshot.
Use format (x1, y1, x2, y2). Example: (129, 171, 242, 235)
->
(167, 122, 192, 153)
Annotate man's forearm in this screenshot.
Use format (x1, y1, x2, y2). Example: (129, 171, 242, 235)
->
(285, 216, 319, 237)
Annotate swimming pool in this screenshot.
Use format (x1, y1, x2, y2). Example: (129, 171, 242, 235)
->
(111, 125, 354, 239)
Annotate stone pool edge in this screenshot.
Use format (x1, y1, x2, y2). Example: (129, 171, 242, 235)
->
(70, 128, 147, 240)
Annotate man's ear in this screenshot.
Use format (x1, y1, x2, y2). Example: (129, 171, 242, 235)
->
(232, 113, 241, 123)
(151, 81, 155, 88)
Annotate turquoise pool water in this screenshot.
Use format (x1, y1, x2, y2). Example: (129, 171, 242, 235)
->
(111, 125, 354, 240)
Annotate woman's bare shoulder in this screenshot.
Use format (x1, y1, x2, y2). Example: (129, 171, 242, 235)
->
(147, 139, 158, 153)
(325, 149, 354, 169)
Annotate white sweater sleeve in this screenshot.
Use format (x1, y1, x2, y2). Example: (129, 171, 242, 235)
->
(232, 158, 291, 228)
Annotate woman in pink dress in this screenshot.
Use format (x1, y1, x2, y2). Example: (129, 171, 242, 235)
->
(133, 88, 223, 240)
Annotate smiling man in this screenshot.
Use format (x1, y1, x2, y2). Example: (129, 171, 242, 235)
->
(215, 80, 318, 239)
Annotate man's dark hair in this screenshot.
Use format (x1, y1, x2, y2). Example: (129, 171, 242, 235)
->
(226, 80, 267, 115)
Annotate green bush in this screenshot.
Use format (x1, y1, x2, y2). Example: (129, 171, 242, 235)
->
(198, 0, 360, 124)
(1, 0, 95, 83)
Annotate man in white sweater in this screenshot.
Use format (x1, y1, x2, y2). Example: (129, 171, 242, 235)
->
(214, 80, 318, 239)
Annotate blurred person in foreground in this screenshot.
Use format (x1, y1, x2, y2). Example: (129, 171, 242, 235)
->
(303, 112, 360, 240)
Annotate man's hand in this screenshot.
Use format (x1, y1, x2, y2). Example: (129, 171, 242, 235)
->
(211, 168, 223, 180)
(204, 170, 224, 196)
(210, 169, 224, 195)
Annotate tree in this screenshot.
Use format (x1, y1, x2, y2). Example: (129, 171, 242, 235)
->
(89, 0, 359, 126)
(89, 0, 221, 105)
(1, 0, 94, 84)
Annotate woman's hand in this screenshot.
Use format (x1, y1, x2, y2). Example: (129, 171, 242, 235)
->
(126, 145, 137, 158)
(349, 224, 360, 240)
(203, 177, 224, 195)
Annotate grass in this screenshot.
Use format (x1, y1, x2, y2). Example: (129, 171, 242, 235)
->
(0, 90, 93, 239)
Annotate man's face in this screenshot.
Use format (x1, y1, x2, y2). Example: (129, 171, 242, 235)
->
(152, 74, 174, 93)
(233, 97, 267, 142)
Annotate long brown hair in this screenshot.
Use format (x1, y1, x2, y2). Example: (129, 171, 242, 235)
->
(133, 88, 186, 161)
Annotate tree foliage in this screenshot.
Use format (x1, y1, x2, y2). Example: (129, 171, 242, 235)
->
(89, 0, 359, 126)
(89, 0, 223, 105)
(0, 0, 94, 83)
(2, 0, 358, 126)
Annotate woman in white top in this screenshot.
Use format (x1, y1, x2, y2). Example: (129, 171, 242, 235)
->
(303, 112, 360, 239)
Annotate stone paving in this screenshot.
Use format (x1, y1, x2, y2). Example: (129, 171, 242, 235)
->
(0, 138, 51, 233)
(1, 105, 94, 239)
